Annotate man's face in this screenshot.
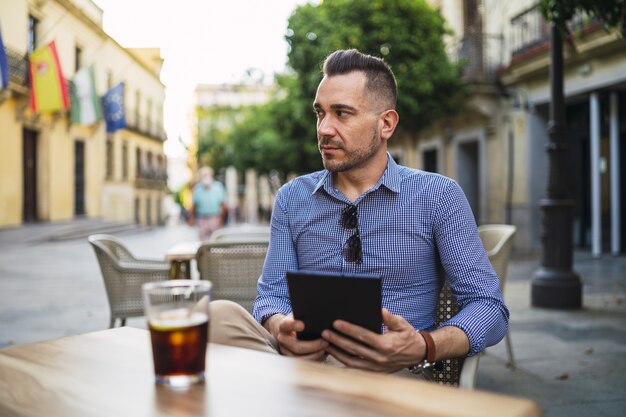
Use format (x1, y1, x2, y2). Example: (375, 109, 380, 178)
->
(313, 71, 386, 173)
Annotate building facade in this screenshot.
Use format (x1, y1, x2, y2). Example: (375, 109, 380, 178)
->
(0, 0, 168, 228)
(401, 0, 626, 255)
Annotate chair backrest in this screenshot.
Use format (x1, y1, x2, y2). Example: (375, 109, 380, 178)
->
(196, 238, 269, 312)
(432, 282, 465, 387)
(88, 233, 137, 264)
(88, 234, 169, 319)
(210, 225, 271, 242)
(478, 224, 517, 292)
(88, 235, 139, 317)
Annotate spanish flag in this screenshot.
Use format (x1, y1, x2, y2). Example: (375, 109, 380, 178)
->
(29, 41, 69, 113)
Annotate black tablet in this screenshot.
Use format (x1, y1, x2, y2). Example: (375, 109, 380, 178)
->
(286, 270, 383, 340)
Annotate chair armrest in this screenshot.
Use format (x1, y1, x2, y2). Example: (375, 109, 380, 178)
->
(122, 259, 171, 268)
(115, 262, 171, 274)
(459, 353, 481, 390)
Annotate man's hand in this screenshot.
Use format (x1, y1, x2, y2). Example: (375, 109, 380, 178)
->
(264, 313, 329, 362)
(321, 308, 425, 373)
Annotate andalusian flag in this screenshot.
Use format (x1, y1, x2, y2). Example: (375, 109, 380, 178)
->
(28, 41, 70, 113)
(70, 65, 102, 125)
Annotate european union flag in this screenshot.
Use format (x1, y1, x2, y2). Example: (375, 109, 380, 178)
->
(102, 82, 126, 133)
(0, 25, 9, 90)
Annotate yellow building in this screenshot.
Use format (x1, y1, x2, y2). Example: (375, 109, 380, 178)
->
(0, 0, 167, 228)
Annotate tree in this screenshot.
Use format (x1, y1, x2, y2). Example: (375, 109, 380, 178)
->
(199, 0, 463, 177)
(539, 0, 626, 35)
(286, 0, 464, 132)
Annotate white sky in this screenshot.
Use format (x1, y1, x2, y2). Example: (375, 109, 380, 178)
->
(92, 0, 313, 158)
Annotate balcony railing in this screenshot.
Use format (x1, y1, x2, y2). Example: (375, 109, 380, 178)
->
(509, 3, 602, 60)
(454, 32, 504, 82)
(510, 4, 551, 56)
(6, 46, 29, 87)
(135, 163, 168, 190)
(126, 111, 167, 142)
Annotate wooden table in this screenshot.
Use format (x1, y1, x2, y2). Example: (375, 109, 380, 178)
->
(165, 241, 201, 279)
(0, 327, 541, 417)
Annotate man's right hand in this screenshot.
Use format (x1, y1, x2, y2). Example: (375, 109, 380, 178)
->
(264, 313, 329, 361)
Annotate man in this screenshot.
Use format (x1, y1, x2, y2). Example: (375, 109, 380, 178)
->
(192, 167, 225, 240)
(211, 49, 508, 376)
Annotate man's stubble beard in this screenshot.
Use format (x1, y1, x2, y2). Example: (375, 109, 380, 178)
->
(320, 127, 382, 173)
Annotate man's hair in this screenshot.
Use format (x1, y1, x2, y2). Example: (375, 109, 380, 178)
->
(322, 49, 397, 110)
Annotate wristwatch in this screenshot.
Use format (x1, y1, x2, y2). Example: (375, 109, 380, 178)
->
(408, 330, 437, 374)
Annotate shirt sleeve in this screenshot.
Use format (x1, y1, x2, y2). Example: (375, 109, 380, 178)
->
(252, 183, 299, 324)
(432, 180, 510, 356)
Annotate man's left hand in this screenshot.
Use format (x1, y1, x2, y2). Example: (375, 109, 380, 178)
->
(321, 308, 425, 373)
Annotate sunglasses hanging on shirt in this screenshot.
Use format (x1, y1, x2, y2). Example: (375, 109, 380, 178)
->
(340, 205, 362, 264)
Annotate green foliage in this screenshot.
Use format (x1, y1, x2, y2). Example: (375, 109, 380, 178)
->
(286, 0, 464, 131)
(539, 0, 626, 35)
(197, 0, 463, 176)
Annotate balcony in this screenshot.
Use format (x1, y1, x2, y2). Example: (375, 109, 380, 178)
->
(135, 167, 168, 190)
(125, 111, 167, 142)
(509, 3, 602, 64)
(509, 4, 551, 57)
(6, 46, 29, 90)
(454, 32, 504, 82)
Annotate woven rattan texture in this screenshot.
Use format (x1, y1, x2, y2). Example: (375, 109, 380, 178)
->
(88, 235, 170, 327)
(196, 241, 269, 312)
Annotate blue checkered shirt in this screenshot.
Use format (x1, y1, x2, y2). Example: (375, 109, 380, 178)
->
(253, 155, 509, 356)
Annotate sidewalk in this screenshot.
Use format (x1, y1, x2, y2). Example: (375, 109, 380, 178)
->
(477, 252, 626, 417)
(0, 221, 625, 417)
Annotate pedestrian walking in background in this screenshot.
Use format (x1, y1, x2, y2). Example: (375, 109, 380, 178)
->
(191, 167, 226, 241)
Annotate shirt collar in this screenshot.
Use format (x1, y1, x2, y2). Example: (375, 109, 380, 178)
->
(312, 153, 401, 196)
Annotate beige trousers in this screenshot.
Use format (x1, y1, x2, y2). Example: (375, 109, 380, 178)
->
(197, 215, 221, 241)
(209, 300, 423, 379)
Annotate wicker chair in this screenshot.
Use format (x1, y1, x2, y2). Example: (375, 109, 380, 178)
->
(432, 225, 516, 387)
(88, 234, 170, 328)
(431, 283, 480, 389)
(196, 238, 269, 312)
(210, 224, 271, 242)
(478, 224, 517, 368)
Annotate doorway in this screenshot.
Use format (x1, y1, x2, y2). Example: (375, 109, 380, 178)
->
(457, 141, 480, 221)
(423, 149, 439, 173)
(22, 129, 38, 223)
(74, 140, 86, 216)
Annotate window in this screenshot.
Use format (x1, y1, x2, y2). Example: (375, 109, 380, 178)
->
(147, 98, 153, 132)
(147, 151, 153, 177)
(157, 155, 164, 179)
(135, 90, 141, 130)
(122, 141, 129, 179)
(136, 148, 142, 178)
(106, 138, 114, 179)
(27, 15, 38, 53)
(75, 45, 82, 72)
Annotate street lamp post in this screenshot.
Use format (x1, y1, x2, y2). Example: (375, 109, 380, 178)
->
(531, 24, 582, 309)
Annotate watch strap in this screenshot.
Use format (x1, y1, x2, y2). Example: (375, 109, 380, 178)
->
(418, 330, 437, 364)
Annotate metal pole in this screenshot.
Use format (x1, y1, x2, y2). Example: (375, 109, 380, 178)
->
(610, 92, 621, 255)
(531, 25, 582, 309)
(590, 93, 601, 257)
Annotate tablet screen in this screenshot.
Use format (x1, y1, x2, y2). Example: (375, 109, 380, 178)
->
(286, 270, 382, 340)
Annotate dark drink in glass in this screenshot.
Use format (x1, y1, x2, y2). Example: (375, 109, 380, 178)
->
(149, 309, 208, 384)
(143, 280, 212, 387)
